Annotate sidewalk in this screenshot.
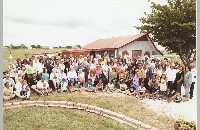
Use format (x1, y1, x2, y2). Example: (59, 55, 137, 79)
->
(141, 87, 197, 122)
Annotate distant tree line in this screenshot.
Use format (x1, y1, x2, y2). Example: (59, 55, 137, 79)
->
(5, 44, 28, 49)
(4, 44, 82, 49)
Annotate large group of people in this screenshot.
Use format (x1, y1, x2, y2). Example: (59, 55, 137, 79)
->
(3, 53, 196, 103)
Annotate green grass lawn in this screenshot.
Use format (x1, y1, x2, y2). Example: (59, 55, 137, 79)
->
(4, 107, 135, 130)
(5, 92, 175, 130)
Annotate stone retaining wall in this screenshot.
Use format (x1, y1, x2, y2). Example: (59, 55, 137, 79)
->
(3, 101, 160, 130)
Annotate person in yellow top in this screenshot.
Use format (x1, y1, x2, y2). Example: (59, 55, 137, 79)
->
(156, 65, 163, 80)
(3, 82, 16, 101)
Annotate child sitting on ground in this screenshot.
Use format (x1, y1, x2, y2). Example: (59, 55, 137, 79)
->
(85, 79, 94, 92)
(162, 88, 172, 103)
(137, 82, 146, 100)
(173, 92, 182, 103)
(95, 79, 104, 93)
(75, 81, 82, 92)
(69, 82, 75, 93)
(119, 80, 128, 94)
(20, 80, 31, 100)
(105, 80, 115, 93)
(127, 82, 136, 95)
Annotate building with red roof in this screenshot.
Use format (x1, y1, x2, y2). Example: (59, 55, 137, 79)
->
(82, 33, 162, 60)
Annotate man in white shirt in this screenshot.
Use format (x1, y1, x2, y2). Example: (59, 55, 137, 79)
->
(67, 67, 77, 83)
(37, 77, 51, 96)
(34, 59, 44, 75)
(166, 65, 177, 91)
(190, 63, 196, 99)
(59, 59, 65, 73)
(78, 55, 84, 64)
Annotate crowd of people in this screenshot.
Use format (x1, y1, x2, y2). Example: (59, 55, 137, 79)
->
(3, 53, 196, 103)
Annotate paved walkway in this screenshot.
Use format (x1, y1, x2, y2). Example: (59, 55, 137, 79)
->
(141, 87, 197, 122)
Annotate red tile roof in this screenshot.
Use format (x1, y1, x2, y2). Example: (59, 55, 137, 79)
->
(83, 33, 163, 55)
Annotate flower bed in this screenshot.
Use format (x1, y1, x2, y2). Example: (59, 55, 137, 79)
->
(174, 119, 196, 130)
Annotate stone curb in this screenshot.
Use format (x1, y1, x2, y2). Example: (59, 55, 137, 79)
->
(3, 101, 160, 130)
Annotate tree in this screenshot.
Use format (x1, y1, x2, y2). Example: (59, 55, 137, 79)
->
(37, 45, 41, 49)
(20, 44, 27, 49)
(31, 45, 37, 49)
(136, 0, 196, 65)
(76, 45, 81, 49)
(66, 46, 72, 49)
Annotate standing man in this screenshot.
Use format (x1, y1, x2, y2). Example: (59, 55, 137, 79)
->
(190, 63, 196, 99)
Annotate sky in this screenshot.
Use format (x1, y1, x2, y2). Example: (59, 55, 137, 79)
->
(3, 0, 167, 47)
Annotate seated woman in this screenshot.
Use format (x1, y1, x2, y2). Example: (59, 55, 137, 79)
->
(95, 79, 104, 92)
(85, 79, 94, 92)
(100, 71, 108, 84)
(105, 80, 115, 93)
(125, 69, 134, 88)
(50, 68, 60, 91)
(137, 82, 146, 100)
(42, 68, 50, 81)
(3, 82, 16, 101)
(88, 68, 96, 84)
(14, 78, 26, 99)
(117, 69, 126, 86)
(58, 78, 69, 93)
(148, 75, 160, 100)
(77, 69, 85, 87)
(109, 67, 117, 86)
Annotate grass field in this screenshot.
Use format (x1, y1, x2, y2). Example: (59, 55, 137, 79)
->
(4, 107, 135, 130)
(5, 92, 175, 130)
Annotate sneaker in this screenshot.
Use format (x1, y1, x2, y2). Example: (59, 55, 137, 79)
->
(41, 94, 44, 96)
(47, 93, 50, 96)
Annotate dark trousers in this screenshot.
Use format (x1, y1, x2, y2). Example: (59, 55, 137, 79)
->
(177, 81, 183, 95)
(144, 78, 149, 90)
(190, 82, 195, 97)
(167, 81, 173, 91)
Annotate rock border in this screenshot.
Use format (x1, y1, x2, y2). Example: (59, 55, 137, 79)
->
(3, 101, 160, 130)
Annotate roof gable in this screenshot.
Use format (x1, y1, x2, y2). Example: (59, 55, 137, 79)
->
(83, 33, 147, 50)
(82, 33, 163, 55)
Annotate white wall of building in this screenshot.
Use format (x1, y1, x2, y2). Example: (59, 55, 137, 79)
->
(118, 41, 158, 60)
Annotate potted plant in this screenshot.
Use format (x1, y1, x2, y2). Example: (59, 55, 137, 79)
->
(174, 118, 196, 130)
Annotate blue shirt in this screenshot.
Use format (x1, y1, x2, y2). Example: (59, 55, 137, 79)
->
(85, 82, 93, 88)
(42, 73, 50, 81)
